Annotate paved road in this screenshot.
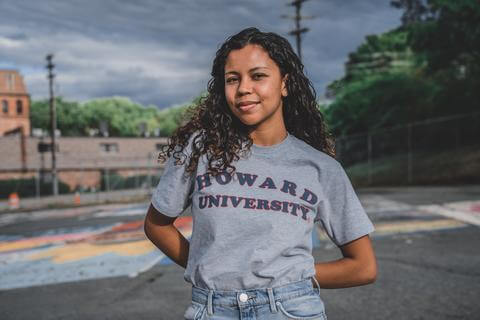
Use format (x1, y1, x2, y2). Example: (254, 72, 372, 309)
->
(0, 185, 479, 319)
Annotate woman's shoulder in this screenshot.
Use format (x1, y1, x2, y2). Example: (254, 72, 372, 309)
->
(173, 130, 204, 155)
(289, 134, 340, 169)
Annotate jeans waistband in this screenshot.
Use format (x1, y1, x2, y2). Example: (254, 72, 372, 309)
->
(191, 276, 321, 316)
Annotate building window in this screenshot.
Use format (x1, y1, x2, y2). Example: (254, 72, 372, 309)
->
(16, 100, 23, 114)
(100, 143, 119, 153)
(6, 73, 15, 91)
(1, 100, 7, 114)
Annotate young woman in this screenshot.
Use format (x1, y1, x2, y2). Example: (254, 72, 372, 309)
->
(144, 27, 377, 320)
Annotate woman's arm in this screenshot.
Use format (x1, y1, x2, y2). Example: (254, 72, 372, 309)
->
(143, 204, 190, 269)
(313, 235, 377, 289)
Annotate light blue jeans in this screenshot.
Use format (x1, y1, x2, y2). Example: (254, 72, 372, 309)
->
(184, 277, 327, 320)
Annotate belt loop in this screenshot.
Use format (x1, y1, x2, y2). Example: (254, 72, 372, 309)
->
(267, 288, 278, 313)
(311, 276, 321, 296)
(207, 289, 214, 315)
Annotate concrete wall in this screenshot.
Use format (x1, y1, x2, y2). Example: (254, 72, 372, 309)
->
(0, 136, 168, 191)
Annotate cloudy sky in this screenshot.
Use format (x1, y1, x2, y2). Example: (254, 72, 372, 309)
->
(0, 0, 402, 109)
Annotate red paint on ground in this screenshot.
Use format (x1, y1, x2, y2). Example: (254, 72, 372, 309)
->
(111, 221, 144, 232)
(470, 204, 480, 213)
(174, 216, 192, 229)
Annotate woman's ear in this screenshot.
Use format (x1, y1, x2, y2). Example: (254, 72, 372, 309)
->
(281, 74, 288, 97)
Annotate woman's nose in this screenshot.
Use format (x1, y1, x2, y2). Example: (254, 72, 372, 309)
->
(237, 78, 252, 95)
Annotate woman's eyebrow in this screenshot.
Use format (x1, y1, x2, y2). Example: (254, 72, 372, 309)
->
(225, 66, 269, 75)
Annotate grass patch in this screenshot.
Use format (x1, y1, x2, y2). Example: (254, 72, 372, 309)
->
(347, 145, 480, 187)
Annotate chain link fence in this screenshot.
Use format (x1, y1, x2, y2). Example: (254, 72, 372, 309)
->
(335, 112, 480, 186)
(3, 112, 479, 202)
(0, 155, 165, 200)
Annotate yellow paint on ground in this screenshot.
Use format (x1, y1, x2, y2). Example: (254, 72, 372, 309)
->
(316, 219, 467, 240)
(0, 240, 50, 252)
(373, 219, 467, 234)
(28, 240, 155, 263)
(0, 235, 85, 253)
(27, 230, 193, 264)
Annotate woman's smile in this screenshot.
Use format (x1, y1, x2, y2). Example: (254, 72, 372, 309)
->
(237, 101, 260, 112)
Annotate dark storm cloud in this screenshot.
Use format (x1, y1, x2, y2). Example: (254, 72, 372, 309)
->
(0, 0, 401, 108)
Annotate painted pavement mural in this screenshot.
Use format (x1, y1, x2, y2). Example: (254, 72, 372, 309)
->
(0, 205, 192, 291)
(1, 197, 476, 291)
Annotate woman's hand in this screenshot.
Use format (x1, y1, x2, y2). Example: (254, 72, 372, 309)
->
(313, 235, 377, 289)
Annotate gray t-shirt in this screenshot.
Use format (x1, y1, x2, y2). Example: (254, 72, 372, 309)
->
(151, 132, 375, 290)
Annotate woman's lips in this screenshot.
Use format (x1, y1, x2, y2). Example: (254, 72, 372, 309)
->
(238, 102, 258, 111)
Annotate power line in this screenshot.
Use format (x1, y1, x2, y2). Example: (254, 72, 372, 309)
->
(282, 0, 316, 61)
(46, 53, 59, 196)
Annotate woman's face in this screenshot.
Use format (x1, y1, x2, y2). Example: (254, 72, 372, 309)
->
(224, 44, 287, 131)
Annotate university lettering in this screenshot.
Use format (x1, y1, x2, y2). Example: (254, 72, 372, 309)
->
(198, 194, 311, 220)
(195, 171, 319, 222)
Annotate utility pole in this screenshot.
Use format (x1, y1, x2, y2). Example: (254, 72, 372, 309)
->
(46, 54, 58, 196)
(282, 0, 315, 61)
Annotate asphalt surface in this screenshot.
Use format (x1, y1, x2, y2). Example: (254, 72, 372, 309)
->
(0, 185, 479, 320)
(1, 226, 478, 320)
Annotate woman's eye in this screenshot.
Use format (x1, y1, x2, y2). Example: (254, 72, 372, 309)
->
(226, 78, 238, 83)
(252, 73, 266, 80)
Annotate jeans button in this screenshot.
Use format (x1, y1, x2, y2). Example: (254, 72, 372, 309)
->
(239, 293, 248, 302)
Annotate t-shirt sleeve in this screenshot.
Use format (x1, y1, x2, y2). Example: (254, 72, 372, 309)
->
(150, 144, 195, 218)
(314, 160, 375, 247)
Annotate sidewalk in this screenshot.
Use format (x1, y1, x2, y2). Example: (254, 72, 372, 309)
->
(357, 184, 480, 206)
(0, 188, 153, 214)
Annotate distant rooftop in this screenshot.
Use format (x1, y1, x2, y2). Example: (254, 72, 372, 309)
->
(0, 70, 28, 95)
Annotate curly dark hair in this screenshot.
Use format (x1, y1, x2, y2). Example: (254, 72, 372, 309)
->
(158, 27, 335, 177)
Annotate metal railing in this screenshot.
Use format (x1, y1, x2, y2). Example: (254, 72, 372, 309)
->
(0, 154, 165, 199)
(335, 112, 480, 186)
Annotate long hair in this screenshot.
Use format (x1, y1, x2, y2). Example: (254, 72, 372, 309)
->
(158, 27, 335, 177)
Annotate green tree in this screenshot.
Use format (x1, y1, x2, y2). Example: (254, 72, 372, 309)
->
(30, 94, 207, 137)
(401, 0, 480, 115)
(154, 92, 206, 136)
(324, 27, 426, 135)
(324, 0, 480, 136)
(155, 103, 190, 136)
(328, 28, 418, 98)
(326, 73, 439, 136)
(30, 97, 88, 136)
(407, 0, 480, 76)
(81, 97, 162, 137)
(390, 0, 430, 26)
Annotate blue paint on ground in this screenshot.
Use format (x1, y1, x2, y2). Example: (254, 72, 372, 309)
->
(0, 250, 164, 291)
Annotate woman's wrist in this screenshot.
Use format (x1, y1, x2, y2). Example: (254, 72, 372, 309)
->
(314, 258, 373, 289)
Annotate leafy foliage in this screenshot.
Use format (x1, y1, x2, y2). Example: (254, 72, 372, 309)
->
(81, 97, 160, 137)
(353, 29, 410, 56)
(407, 0, 480, 75)
(390, 0, 430, 26)
(323, 0, 479, 136)
(30, 96, 195, 137)
(156, 103, 190, 137)
(326, 73, 439, 135)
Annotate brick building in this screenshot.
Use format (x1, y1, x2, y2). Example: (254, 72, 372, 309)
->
(0, 70, 31, 136)
(0, 136, 169, 194)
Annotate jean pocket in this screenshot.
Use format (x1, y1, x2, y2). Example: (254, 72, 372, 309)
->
(275, 293, 327, 320)
(183, 301, 206, 320)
